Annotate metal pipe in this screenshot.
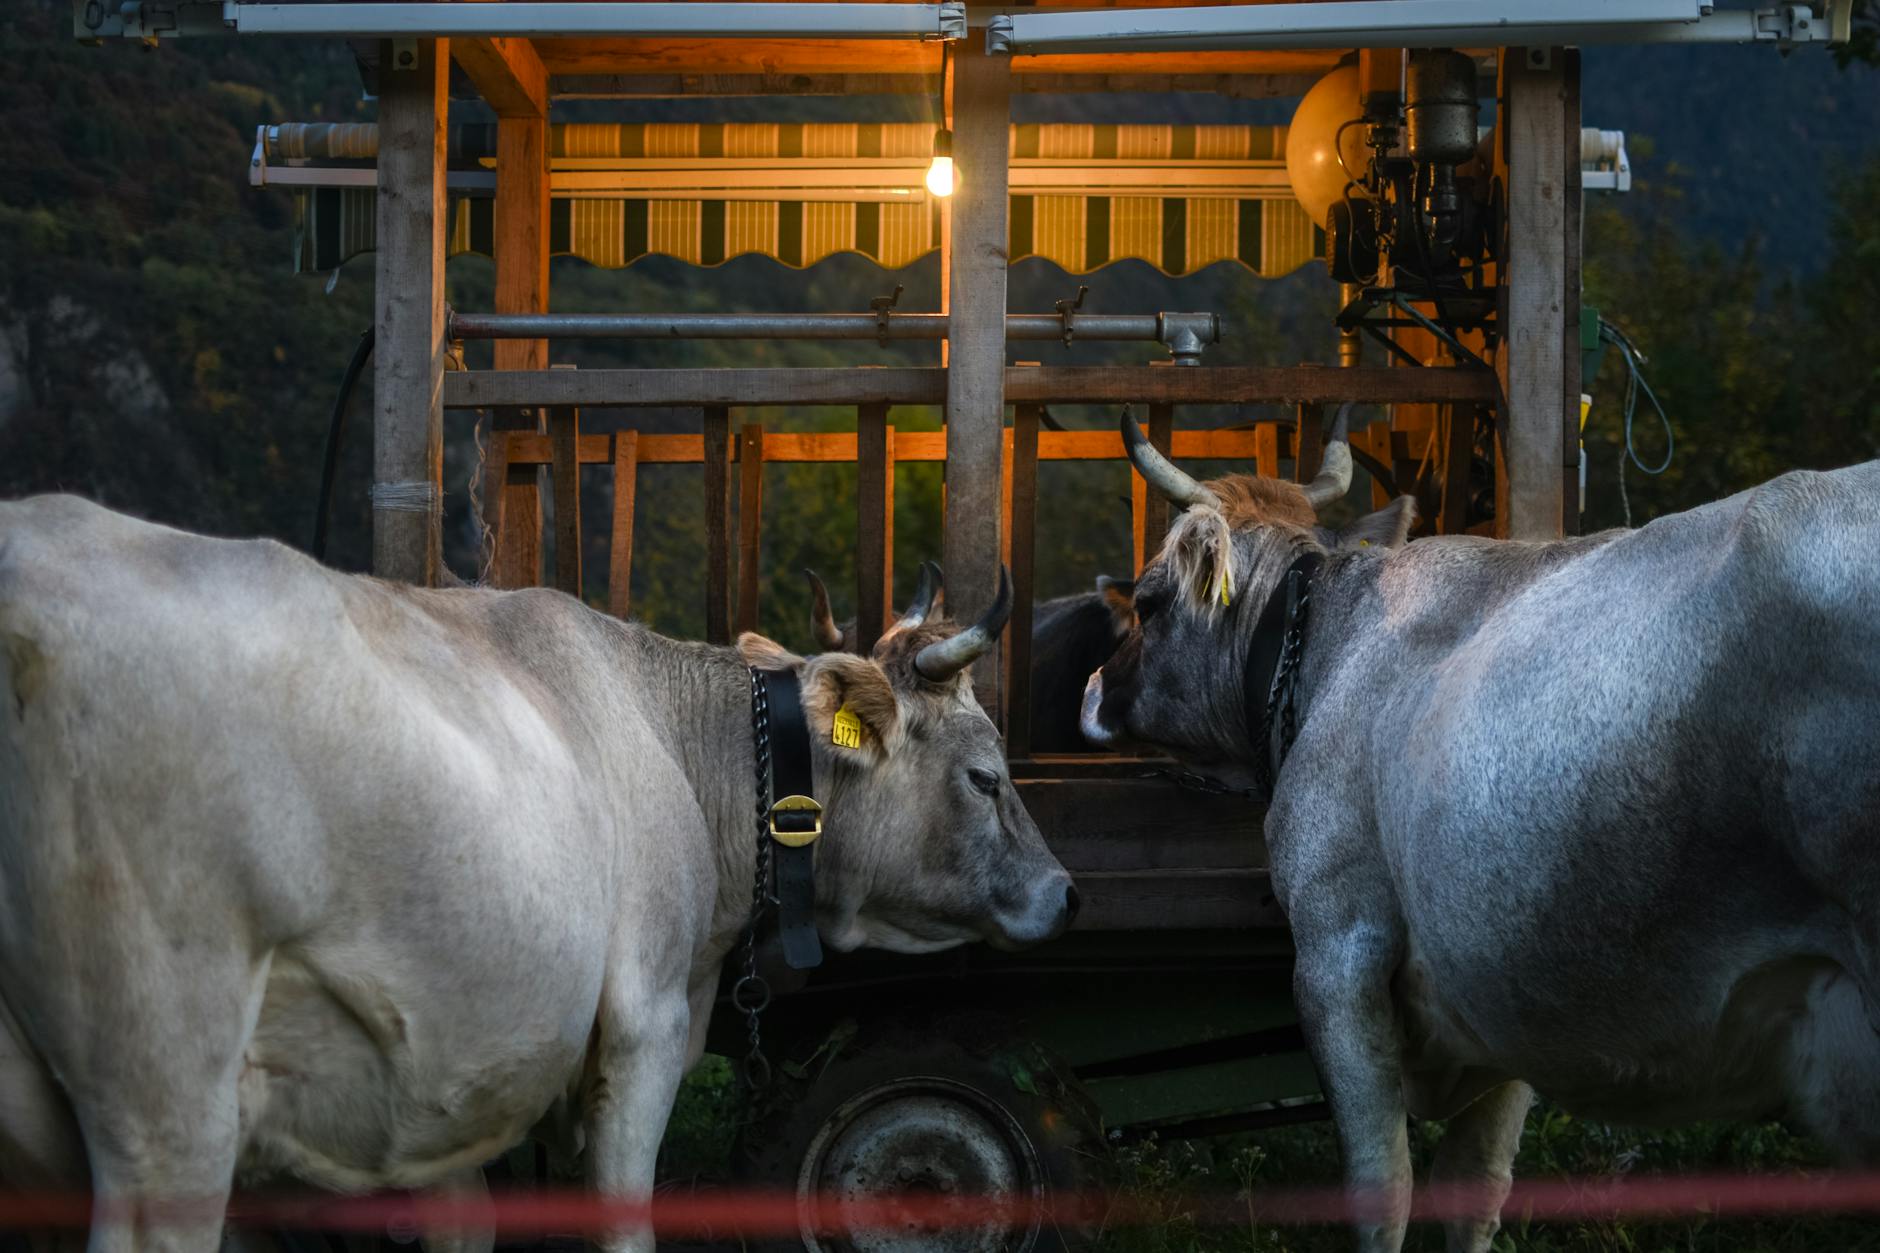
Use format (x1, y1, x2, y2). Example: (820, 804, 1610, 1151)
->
(447, 309, 1223, 362)
(984, 0, 1836, 55)
(225, 1, 965, 39)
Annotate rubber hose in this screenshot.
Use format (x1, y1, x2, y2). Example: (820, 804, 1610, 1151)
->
(312, 327, 375, 562)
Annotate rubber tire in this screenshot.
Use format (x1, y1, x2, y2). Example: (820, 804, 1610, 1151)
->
(735, 1017, 1106, 1253)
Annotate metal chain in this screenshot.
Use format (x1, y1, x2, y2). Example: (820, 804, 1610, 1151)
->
(734, 670, 776, 1090)
(1253, 571, 1314, 797)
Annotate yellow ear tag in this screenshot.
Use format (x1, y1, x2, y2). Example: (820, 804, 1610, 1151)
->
(1218, 570, 1232, 607)
(832, 704, 865, 750)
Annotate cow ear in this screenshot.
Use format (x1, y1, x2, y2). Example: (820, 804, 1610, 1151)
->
(1334, 495, 1416, 552)
(798, 652, 904, 763)
(1096, 575, 1137, 634)
(738, 633, 805, 670)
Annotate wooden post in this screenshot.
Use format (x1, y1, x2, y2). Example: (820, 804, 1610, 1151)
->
(1560, 50, 1584, 533)
(549, 406, 581, 598)
(736, 424, 765, 636)
(1006, 403, 1041, 759)
(1255, 423, 1282, 481)
(609, 430, 638, 619)
(856, 404, 892, 653)
(703, 406, 732, 644)
(1295, 403, 1324, 484)
(1133, 404, 1175, 575)
(372, 37, 449, 585)
(1495, 47, 1572, 541)
(488, 108, 550, 588)
(941, 36, 1012, 705)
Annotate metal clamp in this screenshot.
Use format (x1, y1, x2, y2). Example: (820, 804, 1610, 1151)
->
(1156, 312, 1222, 366)
(935, 0, 967, 41)
(1055, 285, 1089, 348)
(984, 12, 1014, 54)
(769, 795, 823, 848)
(870, 284, 905, 347)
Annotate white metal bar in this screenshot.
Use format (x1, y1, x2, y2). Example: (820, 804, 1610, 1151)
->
(226, 1, 964, 39)
(988, 0, 1836, 54)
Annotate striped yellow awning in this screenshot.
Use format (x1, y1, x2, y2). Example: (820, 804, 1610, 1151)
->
(291, 122, 1321, 278)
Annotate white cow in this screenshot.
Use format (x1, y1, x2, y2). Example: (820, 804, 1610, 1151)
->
(0, 495, 1076, 1253)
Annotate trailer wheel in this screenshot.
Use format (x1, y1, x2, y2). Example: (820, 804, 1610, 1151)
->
(738, 1025, 1104, 1253)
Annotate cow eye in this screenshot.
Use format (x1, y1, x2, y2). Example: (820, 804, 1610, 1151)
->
(967, 767, 1001, 797)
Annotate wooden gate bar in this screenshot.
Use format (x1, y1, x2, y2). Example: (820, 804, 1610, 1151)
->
(609, 430, 638, 619)
(736, 423, 765, 636)
(1294, 403, 1323, 484)
(855, 403, 892, 653)
(703, 406, 732, 644)
(372, 37, 450, 586)
(508, 427, 1290, 466)
(549, 405, 582, 598)
(1006, 403, 1042, 759)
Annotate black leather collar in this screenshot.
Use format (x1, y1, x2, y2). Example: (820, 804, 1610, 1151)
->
(755, 670, 824, 970)
(1240, 551, 1324, 795)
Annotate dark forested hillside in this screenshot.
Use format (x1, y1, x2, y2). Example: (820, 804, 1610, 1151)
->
(1, 0, 1875, 641)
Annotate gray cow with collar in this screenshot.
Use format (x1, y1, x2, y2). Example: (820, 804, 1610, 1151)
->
(1083, 411, 1880, 1252)
(0, 495, 1074, 1253)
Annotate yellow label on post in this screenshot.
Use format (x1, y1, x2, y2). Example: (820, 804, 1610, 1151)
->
(832, 705, 864, 749)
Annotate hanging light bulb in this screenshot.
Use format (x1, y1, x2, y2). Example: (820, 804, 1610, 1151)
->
(925, 127, 956, 198)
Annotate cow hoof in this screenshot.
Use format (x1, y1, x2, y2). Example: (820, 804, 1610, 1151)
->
(736, 1023, 1104, 1253)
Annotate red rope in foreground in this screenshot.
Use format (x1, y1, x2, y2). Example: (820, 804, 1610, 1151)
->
(2, 1171, 1880, 1237)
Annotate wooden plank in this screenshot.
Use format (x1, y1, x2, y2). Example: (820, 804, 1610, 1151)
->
(447, 367, 945, 410)
(446, 366, 1497, 412)
(549, 406, 582, 598)
(1440, 404, 1473, 536)
(1069, 869, 1282, 933)
(855, 404, 890, 653)
(942, 37, 1013, 707)
(489, 408, 543, 588)
(736, 424, 765, 637)
(550, 70, 1319, 99)
(1007, 404, 1042, 758)
(372, 37, 450, 586)
(1000, 426, 1015, 574)
(1496, 47, 1570, 541)
(1254, 423, 1281, 484)
(608, 430, 638, 619)
(454, 36, 547, 118)
(1016, 779, 1265, 872)
(703, 406, 731, 645)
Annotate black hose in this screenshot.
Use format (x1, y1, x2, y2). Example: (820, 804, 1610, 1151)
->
(312, 327, 375, 562)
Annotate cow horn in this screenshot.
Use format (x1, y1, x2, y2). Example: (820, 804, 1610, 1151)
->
(1122, 407, 1217, 510)
(898, 561, 941, 631)
(914, 566, 1013, 683)
(1301, 402, 1355, 511)
(803, 569, 846, 652)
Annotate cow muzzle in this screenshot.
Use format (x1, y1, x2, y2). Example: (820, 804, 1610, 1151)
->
(1080, 669, 1123, 748)
(989, 870, 1080, 950)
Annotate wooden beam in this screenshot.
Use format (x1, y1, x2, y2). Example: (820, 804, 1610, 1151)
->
(703, 406, 731, 645)
(1496, 47, 1571, 541)
(529, 36, 1335, 80)
(942, 38, 1012, 705)
(736, 424, 765, 637)
(855, 404, 891, 654)
(455, 36, 547, 118)
(1561, 49, 1583, 533)
(373, 37, 449, 586)
(548, 70, 1318, 99)
(1006, 404, 1042, 759)
(609, 429, 638, 619)
(549, 406, 582, 598)
(1294, 403, 1324, 485)
(449, 365, 1500, 412)
(488, 109, 550, 589)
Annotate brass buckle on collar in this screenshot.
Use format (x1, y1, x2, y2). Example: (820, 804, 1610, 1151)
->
(768, 795, 823, 848)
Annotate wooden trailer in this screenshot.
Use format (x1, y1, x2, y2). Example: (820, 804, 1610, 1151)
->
(78, 0, 1848, 1244)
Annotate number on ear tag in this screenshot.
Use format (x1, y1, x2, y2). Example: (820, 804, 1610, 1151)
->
(832, 705, 864, 749)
